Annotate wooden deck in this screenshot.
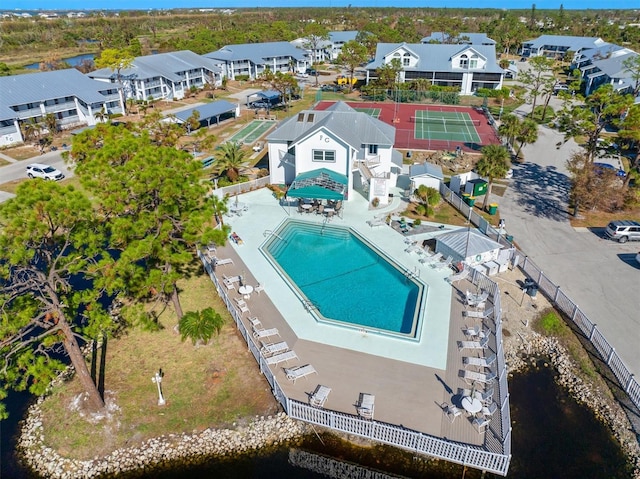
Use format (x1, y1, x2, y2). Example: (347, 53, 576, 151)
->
(207, 244, 499, 448)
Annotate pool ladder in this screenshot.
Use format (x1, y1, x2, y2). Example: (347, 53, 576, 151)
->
(302, 299, 319, 313)
(405, 267, 420, 280)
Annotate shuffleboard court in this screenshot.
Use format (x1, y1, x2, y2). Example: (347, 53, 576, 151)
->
(227, 120, 276, 145)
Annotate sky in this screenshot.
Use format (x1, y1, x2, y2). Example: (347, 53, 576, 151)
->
(1, 0, 638, 10)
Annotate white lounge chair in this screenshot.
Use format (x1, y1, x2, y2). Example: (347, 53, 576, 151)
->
(223, 280, 235, 291)
(357, 393, 375, 419)
(223, 274, 241, 283)
(462, 369, 497, 385)
(457, 337, 489, 350)
(367, 218, 384, 228)
(248, 316, 262, 328)
(254, 284, 264, 295)
(463, 354, 496, 369)
(447, 268, 470, 283)
(310, 385, 331, 407)
(442, 402, 462, 423)
(463, 307, 494, 319)
(285, 364, 317, 383)
(266, 350, 298, 366)
(215, 257, 234, 266)
(253, 327, 280, 339)
(420, 252, 443, 265)
(260, 341, 288, 356)
(432, 255, 453, 270)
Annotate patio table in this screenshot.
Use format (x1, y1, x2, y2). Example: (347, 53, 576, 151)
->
(461, 396, 482, 414)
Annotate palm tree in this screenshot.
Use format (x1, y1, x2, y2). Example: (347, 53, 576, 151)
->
(94, 107, 109, 123)
(209, 194, 229, 227)
(20, 118, 41, 143)
(475, 145, 511, 210)
(413, 185, 440, 217)
(216, 141, 246, 182)
(178, 308, 225, 346)
(515, 118, 539, 157)
(43, 113, 58, 137)
(498, 114, 520, 146)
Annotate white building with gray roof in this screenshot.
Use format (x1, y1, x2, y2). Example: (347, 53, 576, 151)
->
(366, 43, 504, 95)
(520, 35, 606, 59)
(0, 69, 123, 147)
(421, 32, 495, 46)
(204, 42, 309, 80)
(267, 101, 401, 206)
(573, 43, 640, 98)
(88, 50, 223, 102)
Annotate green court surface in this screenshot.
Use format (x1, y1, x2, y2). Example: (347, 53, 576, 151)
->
(228, 120, 276, 145)
(411, 110, 481, 143)
(354, 108, 381, 118)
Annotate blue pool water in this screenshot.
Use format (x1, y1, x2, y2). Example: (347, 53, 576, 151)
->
(264, 221, 421, 336)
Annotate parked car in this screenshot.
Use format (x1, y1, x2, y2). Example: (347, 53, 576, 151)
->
(251, 101, 271, 110)
(26, 163, 65, 181)
(636, 252, 640, 265)
(593, 162, 626, 177)
(305, 68, 317, 76)
(604, 220, 640, 243)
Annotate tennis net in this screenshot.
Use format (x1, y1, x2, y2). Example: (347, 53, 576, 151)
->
(410, 116, 481, 127)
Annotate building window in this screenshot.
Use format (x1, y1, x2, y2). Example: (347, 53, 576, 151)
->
(403, 53, 411, 66)
(459, 54, 469, 69)
(313, 150, 336, 162)
(368, 144, 378, 155)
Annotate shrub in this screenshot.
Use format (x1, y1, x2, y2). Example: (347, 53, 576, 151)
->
(371, 197, 380, 208)
(235, 74, 250, 82)
(537, 309, 566, 336)
(413, 218, 422, 226)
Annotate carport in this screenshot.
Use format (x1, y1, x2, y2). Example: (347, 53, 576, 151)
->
(246, 90, 281, 109)
(170, 100, 239, 128)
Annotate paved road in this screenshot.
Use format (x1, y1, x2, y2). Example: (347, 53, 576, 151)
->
(499, 96, 640, 377)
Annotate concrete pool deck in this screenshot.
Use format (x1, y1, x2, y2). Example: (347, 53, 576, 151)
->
(210, 187, 498, 445)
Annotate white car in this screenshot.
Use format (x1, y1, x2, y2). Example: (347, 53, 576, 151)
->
(26, 163, 65, 181)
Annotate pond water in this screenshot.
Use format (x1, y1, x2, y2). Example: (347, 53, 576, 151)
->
(1, 361, 633, 478)
(24, 53, 95, 70)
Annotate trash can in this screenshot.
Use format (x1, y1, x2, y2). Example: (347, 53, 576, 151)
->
(505, 234, 514, 243)
(488, 203, 498, 215)
(466, 196, 476, 207)
(527, 285, 538, 298)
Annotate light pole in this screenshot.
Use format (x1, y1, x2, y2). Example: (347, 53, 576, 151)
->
(152, 368, 166, 406)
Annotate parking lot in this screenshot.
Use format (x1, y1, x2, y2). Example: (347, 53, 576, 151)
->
(498, 92, 640, 376)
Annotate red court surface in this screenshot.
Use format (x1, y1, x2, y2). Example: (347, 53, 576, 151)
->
(315, 101, 501, 153)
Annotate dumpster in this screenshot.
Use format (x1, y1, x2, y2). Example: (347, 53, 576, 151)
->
(488, 203, 498, 215)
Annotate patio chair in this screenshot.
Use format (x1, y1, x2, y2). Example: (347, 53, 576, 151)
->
(475, 387, 495, 404)
(431, 255, 453, 270)
(462, 325, 489, 340)
(458, 387, 472, 398)
(357, 393, 375, 419)
(326, 210, 334, 220)
(442, 402, 462, 423)
(481, 401, 498, 417)
(457, 337, 489, 350)
(253, 327, 280, 340)
(248, 316, 262, 328)
(223, 274, 241, 284)
(260, 341, 288, 356)
(254, 284, 264, 295)
(472, 416, 490, 432)
(266, 350, 298, 366)
(367, 218, 384, 228)
(447, 268, 470, 284)
(223, 280, 235, 291)
(310, 385, 331, 408)
(317, 205, 324, 215)
(285, 364, 317, 383)
(206, 243, 217, 257)
(235, 301, 250, 316)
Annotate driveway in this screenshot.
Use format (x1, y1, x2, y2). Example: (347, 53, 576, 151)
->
(499, 99, 640, 376)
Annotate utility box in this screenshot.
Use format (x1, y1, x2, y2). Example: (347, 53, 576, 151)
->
(464, 178, 488, 197)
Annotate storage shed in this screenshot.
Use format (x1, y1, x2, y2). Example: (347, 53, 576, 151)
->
(435, 228, 503, 267)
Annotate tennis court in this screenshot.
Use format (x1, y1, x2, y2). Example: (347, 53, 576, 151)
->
(411, 110, 481, 143)
(354, 107, 381, 119)
(228, 120, 276, 145)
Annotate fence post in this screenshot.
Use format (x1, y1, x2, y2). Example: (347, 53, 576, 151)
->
(537, 270, 543, 285)
(625, 375, 635, 393)
(522, 256, 528, 270)
(607, 348, 615, 366)
(571, 304, 579, 321)
(589, 324, 597, 341)
(553, 285, 560, 303)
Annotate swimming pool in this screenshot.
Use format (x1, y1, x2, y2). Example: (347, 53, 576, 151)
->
(262, 220, 424, 338)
